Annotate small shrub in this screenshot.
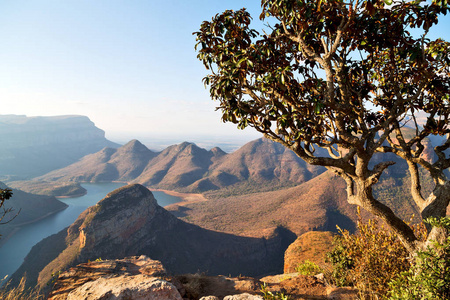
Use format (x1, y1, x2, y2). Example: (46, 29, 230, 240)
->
(326, 209, 422, 298)
(388, 217, 450, 300)
(260, 283, 290, 300)
(295, 260, 323, 276)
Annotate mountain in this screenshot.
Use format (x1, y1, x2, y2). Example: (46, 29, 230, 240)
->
(191, 138, 325, 194)
(38, 140, 157, 182)
(0, 115, 120, 178)
(134, 142, 223, 189)
(10, 184, 295, 289)
(38, 138, 326, 194)
(0, 182, 68, 242)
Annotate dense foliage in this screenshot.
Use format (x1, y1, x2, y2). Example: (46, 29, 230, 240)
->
(327, 210, 426, 298)
(388, 217, 450, 300)
(195, 0, 450, 254)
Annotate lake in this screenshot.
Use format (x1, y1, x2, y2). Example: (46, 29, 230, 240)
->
(0, 182, 183, 279)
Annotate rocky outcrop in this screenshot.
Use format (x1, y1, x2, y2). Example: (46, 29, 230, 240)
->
(48, 256, 182, 300)
(65, 276, 181, 300)
(284, 231, 336, 273)
(0, 115, 119, 178)
(11, 184, 295, 289)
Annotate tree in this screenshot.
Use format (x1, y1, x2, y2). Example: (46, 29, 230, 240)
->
(0, 188, 15, 229)
(195, 0, 450, 254)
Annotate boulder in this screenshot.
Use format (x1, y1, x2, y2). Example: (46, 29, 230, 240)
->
(284, 231, 336, 273)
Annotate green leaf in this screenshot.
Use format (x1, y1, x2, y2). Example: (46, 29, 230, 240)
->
(315, 102, 323, 114)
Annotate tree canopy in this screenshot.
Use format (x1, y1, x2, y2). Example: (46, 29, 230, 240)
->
(195, 0, 450, 253)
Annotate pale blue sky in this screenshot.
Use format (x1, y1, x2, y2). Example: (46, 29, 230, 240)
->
(0, 1, 449, 146)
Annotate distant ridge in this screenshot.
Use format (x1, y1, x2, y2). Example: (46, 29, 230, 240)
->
(0, 115, 120, 178)
(38, 138, 326, 194)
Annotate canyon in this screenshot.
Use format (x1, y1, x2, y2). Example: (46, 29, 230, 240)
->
(0, 115, 438, 299)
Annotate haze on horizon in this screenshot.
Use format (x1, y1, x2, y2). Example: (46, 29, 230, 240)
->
(1, 0, 449, 147)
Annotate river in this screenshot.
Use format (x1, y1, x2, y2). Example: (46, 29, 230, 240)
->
(0, 182, 183, 279)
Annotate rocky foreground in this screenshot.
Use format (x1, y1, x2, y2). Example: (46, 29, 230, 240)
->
(48, 256, 357, 300)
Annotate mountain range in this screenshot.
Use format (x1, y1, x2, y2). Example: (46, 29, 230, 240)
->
(38, 138, 326, 194)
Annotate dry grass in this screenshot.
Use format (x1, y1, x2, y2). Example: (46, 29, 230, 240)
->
(0, 276, 43, 300)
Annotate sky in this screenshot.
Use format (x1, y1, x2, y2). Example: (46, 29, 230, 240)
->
(0, 1, 450, 149)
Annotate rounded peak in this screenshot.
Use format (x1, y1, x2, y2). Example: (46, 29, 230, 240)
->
(93, 184, 157, 212)
(105, 183, 152, 199)
(124, 139, 143, 146)
(210, 147, 226, 156)
(169, 142, 202, 153)
(120, 140, 150, 152)
(179, 141, 194, 148)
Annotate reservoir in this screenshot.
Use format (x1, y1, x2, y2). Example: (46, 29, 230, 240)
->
(0, 182, 183, 279)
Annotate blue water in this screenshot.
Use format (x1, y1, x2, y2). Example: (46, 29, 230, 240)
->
(0, 183, 183, 279)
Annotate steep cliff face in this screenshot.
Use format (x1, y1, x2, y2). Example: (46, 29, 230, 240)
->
(0, 115, 119, 178)
(0, 115, 106, 148)
(11, 184, 295, 289)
